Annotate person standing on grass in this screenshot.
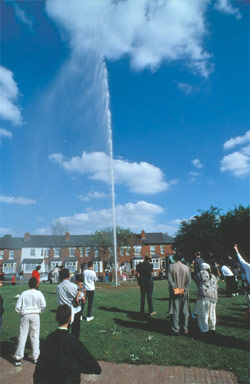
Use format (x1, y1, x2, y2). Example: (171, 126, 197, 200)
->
(82, 261, 97, 322)
(168, 252, 191, 335)
(221, 262, 238, 297)
(193, 251, 205, 282)
(33, 304, 101, 384)
(136, 255, 156, 316)
(57, 268, 83, 338)
(32, 266, 41, 289)
(194, 263, 218, 335)
(234, 244, 250, 306)
(14, 277, 46, 366)
(11, 273, 16, 285)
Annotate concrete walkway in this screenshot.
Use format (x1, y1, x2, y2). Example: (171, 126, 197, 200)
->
(0, 357, 239, 384)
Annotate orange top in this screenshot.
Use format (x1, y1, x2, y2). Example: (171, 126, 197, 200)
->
(32, 270, 40, 285)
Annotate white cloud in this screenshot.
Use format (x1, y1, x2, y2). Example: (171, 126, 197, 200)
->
(192, 158, 203, 169)
(14, 4, 34, 31)
(37, 201, 164, 234)
(46, 0, 216, 77)
(177, 82, 193, 95)
(220, 151, 250, 177)
(0, 195, 37, 205)
(0, 227, 13, 236)
(0, 128, 12, 144)
(223, 130, 250, 151)
(0, 66, 22, 125)
(214, 0, 241, 19)
(189, 171, 201, 182)
(79, 191, 109, 202)
(169, 179, 178, 185)
(49, 151, 168, 195)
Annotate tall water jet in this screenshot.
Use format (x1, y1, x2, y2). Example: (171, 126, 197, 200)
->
(103, 62, 118, 287)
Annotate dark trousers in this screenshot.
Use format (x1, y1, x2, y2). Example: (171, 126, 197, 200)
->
(82, 290, 95, 318)
(70, 311, 81, 338)
(226, 276, 237, 296)
(140, 283, 154, 314)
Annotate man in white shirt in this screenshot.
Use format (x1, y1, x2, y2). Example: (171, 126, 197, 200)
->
(83, 261, 97, 322)
(14, 277, 46, 366)
(221, 263, 237, 297)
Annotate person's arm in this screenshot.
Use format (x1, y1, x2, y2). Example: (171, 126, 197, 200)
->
(184, 270, 191, 291)
(39, 293, 46, 313)
(15, 294, 23, 314)
(167, 270, 175, 290)
(234, 244, 250, 270)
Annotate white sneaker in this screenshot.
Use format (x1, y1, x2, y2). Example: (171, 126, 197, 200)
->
(86, 316, 94, 322)
(80, 316, 83, 321)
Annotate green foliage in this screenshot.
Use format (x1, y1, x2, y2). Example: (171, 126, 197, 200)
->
(174, 205, 249, 262)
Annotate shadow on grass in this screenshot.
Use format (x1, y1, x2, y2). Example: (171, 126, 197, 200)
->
(50, 309, 57, 313)
(113, 317, 171, 335)
(0, 336, 46, 363)
(193, 331, 249, 351)
(218, 315, 247, 329)
(98, 306, 148, 322)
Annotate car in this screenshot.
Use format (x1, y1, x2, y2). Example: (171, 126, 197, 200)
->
(2, 273, 20, 282)
(40, 272, 49, 283)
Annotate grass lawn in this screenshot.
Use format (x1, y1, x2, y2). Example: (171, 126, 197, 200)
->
(1, 280, 249, 383)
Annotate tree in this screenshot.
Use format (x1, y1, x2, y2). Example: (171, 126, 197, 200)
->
(49, 218, 68, 236)
(218, 205, 250, 258)
(86, 226, 134, 260)
(174, 206, 221, 262)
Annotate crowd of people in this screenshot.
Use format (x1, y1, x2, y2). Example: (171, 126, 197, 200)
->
(0, 244, 249, 383)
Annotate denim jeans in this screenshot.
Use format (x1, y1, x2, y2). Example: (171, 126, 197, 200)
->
(140, 283, 154, 314)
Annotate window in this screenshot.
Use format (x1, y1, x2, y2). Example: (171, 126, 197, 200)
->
(94, 249, 99, 257)
(152, 258, 160, 270)
(9, 250, 15, 259)
(161, 259, 166, 268)
(150, 246, 156, 255)
(51, 261, 62, 269)
(54, 248, 60, 257)
(30, 249, 36, 257)
(93, 261, 103, 273)
(160, 245, 165, 254)
(69, 248, 76, 257)
(24, 264, 37, 273)
(44, 248, 50, 258)
(80, 247, 84, 257)
(134, 246, 141, 256)
(132, 259, 142, 269)
(0, 250, 4, 259)
(3, 263, 15, 274)
(65, 261, 77, 272)
(120, 247, 125, 256)
(85, 247, 90, 257)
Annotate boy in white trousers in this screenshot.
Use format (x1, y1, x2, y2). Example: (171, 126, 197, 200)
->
(14, 277, 46, 366)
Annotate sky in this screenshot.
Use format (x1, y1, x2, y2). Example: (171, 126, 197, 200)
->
(0, 0, 249, 237)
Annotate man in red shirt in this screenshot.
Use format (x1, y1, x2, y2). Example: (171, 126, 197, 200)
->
(32, 266, 41, 288)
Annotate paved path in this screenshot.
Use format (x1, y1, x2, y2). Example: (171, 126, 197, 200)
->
(0, 357, 239, 384)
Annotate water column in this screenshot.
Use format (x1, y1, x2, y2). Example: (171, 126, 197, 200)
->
(103, 62, 118, 287)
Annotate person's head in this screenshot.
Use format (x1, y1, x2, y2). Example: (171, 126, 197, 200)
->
(75, 274, 84, 284)
(195, 251, 201, 258)
(28, 277, 38, 289)
(36, 265, 41, 271)
(60, 268, 70, 280)
(55, 304, 71, 326)
(144, 255, 151, 263)
(88, 260, 93, 269)
(175, 251, 182, 262)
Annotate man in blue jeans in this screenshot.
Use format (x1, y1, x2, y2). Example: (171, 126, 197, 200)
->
(83, 261, 97, 321)
(136, 255, 156, 316)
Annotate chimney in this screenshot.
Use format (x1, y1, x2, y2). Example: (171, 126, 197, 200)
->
(64, 232, 70, 241)
(141, 230, 146, 239)
(24, 232, 30, 241)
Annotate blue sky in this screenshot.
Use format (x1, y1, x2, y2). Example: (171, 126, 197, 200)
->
(0, 0, 249, 237)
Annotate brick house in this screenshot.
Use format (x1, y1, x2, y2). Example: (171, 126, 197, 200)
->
(0, 230, 174, 278)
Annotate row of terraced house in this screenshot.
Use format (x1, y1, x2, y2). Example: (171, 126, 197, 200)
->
(0, 230, 174, 277)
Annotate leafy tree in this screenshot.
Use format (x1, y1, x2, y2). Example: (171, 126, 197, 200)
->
(218, 205, 250, 258)
(174, 206, 221, 262)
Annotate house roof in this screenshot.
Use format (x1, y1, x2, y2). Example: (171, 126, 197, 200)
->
(0, 232, 174, 249)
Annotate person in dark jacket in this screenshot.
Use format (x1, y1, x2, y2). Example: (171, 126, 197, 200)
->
(33, 304, 101, 384)
(136, 255, 156, 316)
(193, 251, 205, 282)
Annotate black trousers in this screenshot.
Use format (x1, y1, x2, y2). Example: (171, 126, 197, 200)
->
(140, 283, 154, 314)
(70, 311, 81, 339)
(82, 290, 95, 318)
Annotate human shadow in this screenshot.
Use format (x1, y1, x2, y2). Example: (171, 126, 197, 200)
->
(98, 306, 146, 322)
(217, 315, 246, 329)
(50, 309, 57, 313)
(153, 297, 169, 301)
(113, 317, 172, 336)
(192, 331, 249, 351)
(0, 336, 46, 363)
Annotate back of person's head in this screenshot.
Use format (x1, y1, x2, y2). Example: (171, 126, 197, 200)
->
(88, 260, 93, 268)
(56, 304, 71, 325)
(61, 268, 70, 280)
(36, 266, 41, 271)
(29, 277, 37, 289)
(144, 255, 151, 263)
(195, 251, 201, 257)
(75, 274, 84, 283)
(175, 252, 182, 262)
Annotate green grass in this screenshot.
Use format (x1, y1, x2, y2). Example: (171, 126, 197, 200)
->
(1, 280, 249, 383)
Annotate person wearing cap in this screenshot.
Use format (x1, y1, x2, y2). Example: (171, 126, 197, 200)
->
(194, 263, 218, 334)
